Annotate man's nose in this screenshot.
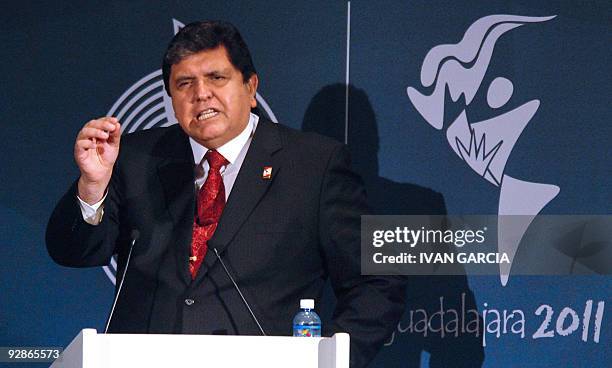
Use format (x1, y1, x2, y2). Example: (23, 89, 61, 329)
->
(194, 80, 213, 101)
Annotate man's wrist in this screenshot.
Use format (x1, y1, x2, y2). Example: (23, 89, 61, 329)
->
(77, 177, 109, 205)
(77, 194, 106, 225)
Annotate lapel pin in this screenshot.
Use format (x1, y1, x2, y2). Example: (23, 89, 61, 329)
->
(262, 166, 273, 180)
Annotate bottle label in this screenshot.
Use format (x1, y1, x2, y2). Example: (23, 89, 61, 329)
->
(293, 325, 321, 337)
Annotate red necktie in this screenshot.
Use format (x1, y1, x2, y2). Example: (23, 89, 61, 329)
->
(190, 150, 229, 279)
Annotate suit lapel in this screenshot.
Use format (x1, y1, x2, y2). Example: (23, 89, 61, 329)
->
(156, 126, 195, 286)
(196, 118, 283, 282)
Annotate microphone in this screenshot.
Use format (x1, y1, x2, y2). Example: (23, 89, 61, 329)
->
(212, 248, 266, 336)
(104, 229, 140, 333)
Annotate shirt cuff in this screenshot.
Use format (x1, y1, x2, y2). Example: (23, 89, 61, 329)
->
(77, 192, 107, 225)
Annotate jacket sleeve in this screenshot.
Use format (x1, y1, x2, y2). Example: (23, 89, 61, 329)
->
(319, 144, 407, 368)
(46, 166, 123, 267)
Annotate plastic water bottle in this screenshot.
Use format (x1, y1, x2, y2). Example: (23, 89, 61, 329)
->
(292, 299, 322, 337)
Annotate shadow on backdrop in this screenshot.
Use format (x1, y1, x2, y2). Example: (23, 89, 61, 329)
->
(302, 84, 484, 367)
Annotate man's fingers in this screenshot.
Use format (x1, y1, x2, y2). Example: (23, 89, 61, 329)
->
(75, 138, 97, 151)
(108, 121, 122, 140)
(80, 118, 121, 147)
(75, 117, 122, 156)
(79, 126, 111, 141)
(74, 117, 120, 181)
(85, 117, 120, 132)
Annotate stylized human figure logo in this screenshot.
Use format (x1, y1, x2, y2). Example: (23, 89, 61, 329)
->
(407, 14, 559, 286)
(102, 19, 277, 284)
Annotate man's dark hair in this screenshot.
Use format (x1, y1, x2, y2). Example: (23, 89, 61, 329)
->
(162, 20, 257, 95)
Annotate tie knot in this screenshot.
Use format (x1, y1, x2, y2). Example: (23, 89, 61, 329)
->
(205, 150, 228, 170)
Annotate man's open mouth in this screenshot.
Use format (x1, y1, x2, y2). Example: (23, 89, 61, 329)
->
(197, 108, 219, 121)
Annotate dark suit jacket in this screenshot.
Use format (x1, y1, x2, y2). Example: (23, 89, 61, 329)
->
(46, 118, 406, 367)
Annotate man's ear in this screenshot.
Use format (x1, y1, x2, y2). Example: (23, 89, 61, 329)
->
(247, 74, 259, 108)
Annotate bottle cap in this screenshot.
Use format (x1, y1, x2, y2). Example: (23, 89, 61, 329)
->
(300, 299, 315, 309)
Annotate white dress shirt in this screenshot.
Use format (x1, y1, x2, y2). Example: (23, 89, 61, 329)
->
(78, 113, 259, 225)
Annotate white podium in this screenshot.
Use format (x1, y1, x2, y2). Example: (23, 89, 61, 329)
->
(50, 329, 349, 368)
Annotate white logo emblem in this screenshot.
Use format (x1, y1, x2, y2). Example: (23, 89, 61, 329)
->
(407, 14, 559, 286)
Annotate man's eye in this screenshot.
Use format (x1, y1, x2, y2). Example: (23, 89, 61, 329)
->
(211, 75, 225, 81)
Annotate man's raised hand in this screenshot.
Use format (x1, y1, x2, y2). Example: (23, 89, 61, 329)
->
(74, 117, 121, 204)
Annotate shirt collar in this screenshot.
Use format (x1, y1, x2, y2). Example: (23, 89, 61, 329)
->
(189, 112, 259, 166)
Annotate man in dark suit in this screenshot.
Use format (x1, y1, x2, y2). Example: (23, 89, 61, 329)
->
(46, 21, 406, 367)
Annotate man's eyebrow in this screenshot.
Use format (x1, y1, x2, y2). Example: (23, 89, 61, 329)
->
(173, 68, 232, 81)
(174, 75, 195, 83)
(204, 67, 232, 76)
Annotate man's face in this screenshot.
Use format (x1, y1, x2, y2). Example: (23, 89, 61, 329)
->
(169, 46, 258, 149)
